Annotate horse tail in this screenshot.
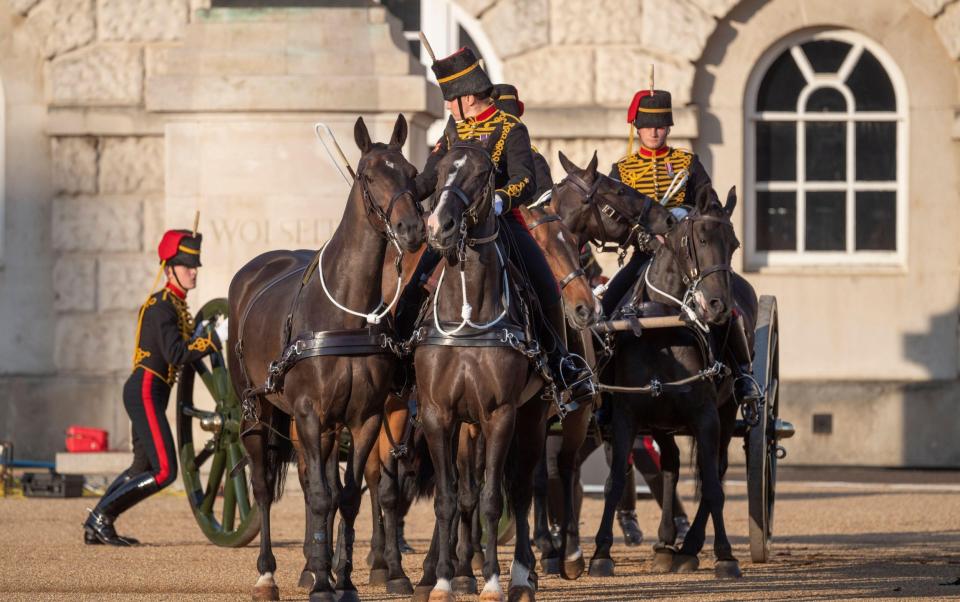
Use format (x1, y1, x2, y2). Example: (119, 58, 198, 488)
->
(265, 407, 295, 503)
(407, 429, 436, 502)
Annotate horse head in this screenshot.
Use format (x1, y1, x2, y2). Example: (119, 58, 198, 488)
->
(658, 185, 740, 325)
(518, 203, 601, 329)
(551, 150, 675, 252)
(353, 114, 425, 252)
(425, 139, 497, 252)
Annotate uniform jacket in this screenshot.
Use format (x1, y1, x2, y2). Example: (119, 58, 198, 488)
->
(610, 145, 711, 208)
(133, 284, 217, 384)
(416, 106, 536, 212)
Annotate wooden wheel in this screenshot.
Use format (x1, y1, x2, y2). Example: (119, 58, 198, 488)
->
(746, 295, 779, 563)
(176, 298, 261, 547)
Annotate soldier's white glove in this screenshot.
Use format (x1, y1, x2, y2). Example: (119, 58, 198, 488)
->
(214, 318, 229, 343)
(494, 193, 505, 216)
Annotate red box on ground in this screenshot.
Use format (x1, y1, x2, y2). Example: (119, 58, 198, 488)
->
(65, 426, 108, 453)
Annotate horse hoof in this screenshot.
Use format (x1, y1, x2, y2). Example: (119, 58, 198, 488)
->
(308, 592, 336, 602)
(428, 590, 456, 602)
(715, 559, 743, 579)
(252, 585, 279, 601)
(452, 575, 478, 594)
(336, 589, 360, 602)
(651, 549, 675, 573)
(386, 577, 414, 595)
(507, 585, 535, 602)
(673, 554, 699, 573)
(561, 555, 585, 581)
(298, 570, 316, 589)
(412, 584, 435, 602)
(540, 556, 559, 575)
(368, 568, 389, 586)
(472, 551, 485, 572)
(479, 591, 505, 602)
(588, 557, 615, 577)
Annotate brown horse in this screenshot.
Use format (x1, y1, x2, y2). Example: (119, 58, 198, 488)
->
(227, 115, 424, 602)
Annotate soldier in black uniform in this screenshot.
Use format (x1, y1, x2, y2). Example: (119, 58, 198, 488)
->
(398, 47, 593, 405)
(83, 229, 222, 546)
(605, 84, 760, 401)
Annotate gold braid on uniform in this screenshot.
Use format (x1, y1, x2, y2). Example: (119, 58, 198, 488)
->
(456, 111, 528, 209)
(616, 147, 694, 208)
(163, 289, 196, 383)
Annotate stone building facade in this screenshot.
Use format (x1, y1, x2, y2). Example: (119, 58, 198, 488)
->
(1, 0, 958, 466)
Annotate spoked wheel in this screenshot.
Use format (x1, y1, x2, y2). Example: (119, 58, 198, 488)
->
(176, 297, 261, 547)
(746, 295, 780, 563)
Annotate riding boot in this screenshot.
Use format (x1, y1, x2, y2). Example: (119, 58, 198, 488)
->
(83, 473, 159, 546)
(392, 281, 430, 395)
(542, 301, 595, 410)
(728, 313, 761, 404)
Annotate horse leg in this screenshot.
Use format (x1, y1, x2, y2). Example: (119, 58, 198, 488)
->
(364, 437, 388, 585)
(531, 444, 558, 575)
(420, 404, 458, 602)
(650, 430, 680, 573)
(414, 520, 441, 601)
(589, 399, 636, 577)
(243, 419, 280, 601)
(289, 431, 317, 590)
(471, 432, 487, 573)
(452, 425, 479, 594)
(296, 409, 337, 602)
(477, 404, 515, 602)
(329, 414, 379, 600)
(557, 407, 588, 580)
(712, 400, 741, 579)
(507, 399, 546, 602)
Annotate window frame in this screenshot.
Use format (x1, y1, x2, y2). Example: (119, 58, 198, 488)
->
(744, 29, 908, 270)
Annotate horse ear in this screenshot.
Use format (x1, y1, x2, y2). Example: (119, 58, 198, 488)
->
(724, 186, 737, 216)
(389, 114, 408, 149)
(354, 116, 373, 154)
(586, 150, 598, 176)
(558, 150, 578, 175)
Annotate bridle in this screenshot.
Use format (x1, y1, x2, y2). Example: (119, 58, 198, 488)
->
(318, 152, 420, 325)
(560, 172, 656, 264)
(433, 142, 497, 239)
(525, 211, 586, 291)
(644, 210, 736, 332)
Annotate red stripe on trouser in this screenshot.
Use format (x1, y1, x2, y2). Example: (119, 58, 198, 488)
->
(140, 371, 170, 484)
(642, 436, 661, 471)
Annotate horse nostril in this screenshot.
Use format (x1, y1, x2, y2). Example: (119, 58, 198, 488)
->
(442, 218, 456, 233)
(709, 298, 726, 313)
(576, 304, 591, 320)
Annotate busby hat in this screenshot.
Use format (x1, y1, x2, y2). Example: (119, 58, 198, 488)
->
(431, 47, 493, 101)
(627, 89, 673, 129)
(492, 83, 524, 117)
(158, 229, 202, 268)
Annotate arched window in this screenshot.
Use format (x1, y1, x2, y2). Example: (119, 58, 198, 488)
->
(744, 30, 907, 268)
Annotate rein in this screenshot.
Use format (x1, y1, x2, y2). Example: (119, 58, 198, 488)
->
(525, 211, 586, 291)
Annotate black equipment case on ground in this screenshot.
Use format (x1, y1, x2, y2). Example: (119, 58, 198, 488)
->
(21, 471, 85, 498)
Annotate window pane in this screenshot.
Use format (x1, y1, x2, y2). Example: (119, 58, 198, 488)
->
(805, 121, 846, 181)
(800, 40, 852, 73)
(756, 121, 796, 181)
(847, 49, 896, 111)
(805, 191, 846, 251)
(805, 87, 846, 112)
(756, 51, 806, 111)
(756, 191, 797, 251)
(855, 122, 896, 181)
(855, 191, 896, 250)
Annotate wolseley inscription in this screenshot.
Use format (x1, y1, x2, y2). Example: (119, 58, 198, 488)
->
(207, 218, 340, 246)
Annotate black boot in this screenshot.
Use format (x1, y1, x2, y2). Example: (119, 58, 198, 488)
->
(84, 472, 142, 546)
(728, 314, 762, 404)
(83, 473, 159, 546)
(543, 302, 595, 411)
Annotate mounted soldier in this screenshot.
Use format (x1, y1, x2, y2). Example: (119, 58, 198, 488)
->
(604, 66, 760, 404)
(396, 46, 594, 406)
(83, 225, 226, 546)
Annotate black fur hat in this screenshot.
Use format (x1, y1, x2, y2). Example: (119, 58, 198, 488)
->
(492, 83, 524, 117)
(432, 47, 493, 101)
(627, 89, 673, 129)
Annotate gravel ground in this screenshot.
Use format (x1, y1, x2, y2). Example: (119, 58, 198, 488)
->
(1, 474, 959, 601)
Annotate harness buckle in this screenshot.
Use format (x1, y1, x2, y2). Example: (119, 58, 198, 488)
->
(650, 378, 663, 397)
